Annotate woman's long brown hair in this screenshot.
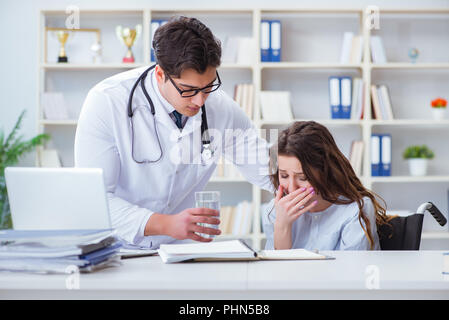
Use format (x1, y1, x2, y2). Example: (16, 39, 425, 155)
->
(269, 121, 390, 250)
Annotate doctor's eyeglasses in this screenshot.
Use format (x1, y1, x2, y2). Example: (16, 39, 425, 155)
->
(165, 71, 222, 98)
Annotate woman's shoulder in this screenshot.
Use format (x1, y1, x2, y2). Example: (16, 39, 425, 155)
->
(261, 199, 276, 222)
(334, 196, 375, 220)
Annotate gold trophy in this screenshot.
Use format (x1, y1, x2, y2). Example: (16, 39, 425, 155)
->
(56, 30, 70, 63)
(116, 25, 142, 63)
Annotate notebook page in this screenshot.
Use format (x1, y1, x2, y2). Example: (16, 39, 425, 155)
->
(258, 249, 325, 260)
(160, 240, 253, 255)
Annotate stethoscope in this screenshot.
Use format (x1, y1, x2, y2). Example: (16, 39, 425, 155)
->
(127, 64, 213, 164)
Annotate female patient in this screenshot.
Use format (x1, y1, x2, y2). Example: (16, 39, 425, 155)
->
(263, 121, 389, 251)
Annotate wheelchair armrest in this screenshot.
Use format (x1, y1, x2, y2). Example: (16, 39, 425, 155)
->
(427, 202, 447, 227)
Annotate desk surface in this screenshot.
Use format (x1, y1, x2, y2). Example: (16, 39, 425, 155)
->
(1, 251, 448, 299)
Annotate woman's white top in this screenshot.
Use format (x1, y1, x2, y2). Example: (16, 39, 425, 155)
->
(74, 67, 272, 249)
(262, 197, 380, 250)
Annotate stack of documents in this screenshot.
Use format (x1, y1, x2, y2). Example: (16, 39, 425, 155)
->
(158, 240, 333, 263)
(118, 242, 157, 259)
(0, 229, 122, 274)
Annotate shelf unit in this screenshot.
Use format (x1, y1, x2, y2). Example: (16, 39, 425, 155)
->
(38, 7, 449, 250)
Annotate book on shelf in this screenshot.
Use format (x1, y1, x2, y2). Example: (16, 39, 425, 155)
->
(370, 85, 394, 120)
(222, 37, 256, 65)
(340, 32, 363, 64)
(234, 83, 254, 120)
(219, 201, 253, 236)
(41, 92, 70, 120)
(260, 91, 293, 121)
(157, 239, 333, 263)
(371, 134, 391, 177)
(350, 77, 364, 120)
(378, 85, 394, 120)
(370, 35, 387, 63)
(260, 20, 281, 62)
(349, 140, 364, 176)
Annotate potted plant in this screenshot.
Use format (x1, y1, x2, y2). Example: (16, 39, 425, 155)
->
(402, 145, 434, 177)
(0, 111, 50, 229)
(431, 97, 447, 121)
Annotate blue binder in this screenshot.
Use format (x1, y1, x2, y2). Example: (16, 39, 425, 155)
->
(380, 134, 392, 176)
(329, 76, 341, 119)
(79, 242, 122, 265)
(270, 20, 281, 62)
(340, 76, 352, 119)
(371, 134, 381, 176)
(260, 20, 271, 62)
(150, 20, 167, 62)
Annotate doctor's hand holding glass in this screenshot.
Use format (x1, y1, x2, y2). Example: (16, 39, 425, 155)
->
(147, 207, 221, 242)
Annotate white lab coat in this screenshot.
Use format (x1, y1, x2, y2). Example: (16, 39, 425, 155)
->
(75, 66, 273, 249)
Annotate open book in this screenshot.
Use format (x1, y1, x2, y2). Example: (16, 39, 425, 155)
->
(158, 240, 333, 263)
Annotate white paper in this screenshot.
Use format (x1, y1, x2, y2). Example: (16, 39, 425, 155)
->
(258, 248, 325, 260)
(159, 240, 252, 255)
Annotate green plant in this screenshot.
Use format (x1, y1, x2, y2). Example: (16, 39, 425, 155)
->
(402, 145, 435, 160)
(0, 110, 50, 229)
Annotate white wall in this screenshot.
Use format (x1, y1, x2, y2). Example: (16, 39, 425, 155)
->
(1, 0, 449, 166)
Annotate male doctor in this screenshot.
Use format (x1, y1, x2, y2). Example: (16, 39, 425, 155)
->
(75, 16, 273, 249)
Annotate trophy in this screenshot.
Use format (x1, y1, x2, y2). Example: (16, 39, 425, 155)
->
(56, 30, 71, 63)
(90, 40, 103, 64)
(116, 25, 142, 63)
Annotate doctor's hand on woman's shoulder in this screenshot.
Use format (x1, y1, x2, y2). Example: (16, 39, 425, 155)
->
(145, 208, 221, 242)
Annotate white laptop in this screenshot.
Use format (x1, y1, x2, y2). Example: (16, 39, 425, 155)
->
(5, 167, 112, 230)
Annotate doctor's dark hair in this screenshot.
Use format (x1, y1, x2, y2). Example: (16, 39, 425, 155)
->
(268, 121, 391, 250)
(152, 16, 221, 78)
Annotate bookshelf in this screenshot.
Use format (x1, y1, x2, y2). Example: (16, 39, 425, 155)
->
(37, 7, 449, 250)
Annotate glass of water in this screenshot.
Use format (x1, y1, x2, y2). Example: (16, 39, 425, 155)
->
(195, 191, 220, 239)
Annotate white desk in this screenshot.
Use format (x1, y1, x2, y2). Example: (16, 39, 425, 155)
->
(0, 251, 448, 299)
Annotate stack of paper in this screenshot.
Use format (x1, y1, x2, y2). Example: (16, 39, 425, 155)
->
(0, 229, 122, 274)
